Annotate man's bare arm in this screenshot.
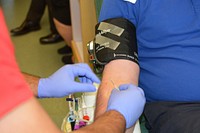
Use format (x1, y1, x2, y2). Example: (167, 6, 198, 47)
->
(95, 60, 139, 132)
(22, 72, 40, 96)
(95, 60, 139, 118)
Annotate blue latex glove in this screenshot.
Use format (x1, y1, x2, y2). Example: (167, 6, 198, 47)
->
(107, 84, 146, 128)
(38, 63, 100, 98)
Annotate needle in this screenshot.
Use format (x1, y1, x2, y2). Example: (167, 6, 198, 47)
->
(110, 79, 120, 91)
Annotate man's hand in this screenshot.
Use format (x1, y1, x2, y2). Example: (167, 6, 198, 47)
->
(107, 84, 146, 128)
(38, 63, 100, 98)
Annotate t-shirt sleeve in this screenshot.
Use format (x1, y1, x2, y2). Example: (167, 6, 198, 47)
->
(98, 0, 139, 26)
(0, 9, 33, 118)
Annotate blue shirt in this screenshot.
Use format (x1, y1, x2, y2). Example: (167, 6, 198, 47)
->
(99, 0, 200, 102)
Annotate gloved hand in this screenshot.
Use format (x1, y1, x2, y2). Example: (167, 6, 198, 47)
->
(107, 84, 146, 128)
(38, 63, 100, 98)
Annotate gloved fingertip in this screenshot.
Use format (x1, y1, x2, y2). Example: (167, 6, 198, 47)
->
(86, 79, 92, 84)
(95, 78, 101, 83)
(88, 75, 100, 83)
(118, 84, 130, 91)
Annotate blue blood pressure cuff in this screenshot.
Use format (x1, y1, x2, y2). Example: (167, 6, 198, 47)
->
(87, 18, 138, 73)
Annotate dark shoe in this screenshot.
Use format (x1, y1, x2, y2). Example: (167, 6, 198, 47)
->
(10, 20, 40, 35)
(40, 33, 63, 44)
(58, 45, 72, 55)
(62, 54, 73, 64)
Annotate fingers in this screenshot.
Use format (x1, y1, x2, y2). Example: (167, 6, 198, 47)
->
(119, 84, 145, 97)
(72, 64, 100, 83)
(79, 77, 93, 84)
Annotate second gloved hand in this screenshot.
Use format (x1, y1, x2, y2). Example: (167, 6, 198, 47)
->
(38, 63, 100, 98)
(107, 84, 146, 128)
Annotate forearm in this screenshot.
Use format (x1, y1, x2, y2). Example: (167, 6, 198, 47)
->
(73, 110, 126, 133)
(95, 60, 139, 119)
(0, 97, 61, 133)
(22, 72, 40, 97)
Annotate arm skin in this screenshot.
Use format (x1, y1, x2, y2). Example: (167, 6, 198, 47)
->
(95, 59, 140, 132)
(22, 72, 40, 97)
(0, 97, 126, 133)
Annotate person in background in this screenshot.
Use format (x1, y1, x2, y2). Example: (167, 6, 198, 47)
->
(10, 0, 73, 64)
(10, 0, 63, 44)
(0, 6, 146, 133)
(50, 0, 73, 64)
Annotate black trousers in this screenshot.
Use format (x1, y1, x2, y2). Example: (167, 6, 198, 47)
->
(144, 101, 200, 133)
(26, 0, 57, 33)
(51, 0, 71, 25)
